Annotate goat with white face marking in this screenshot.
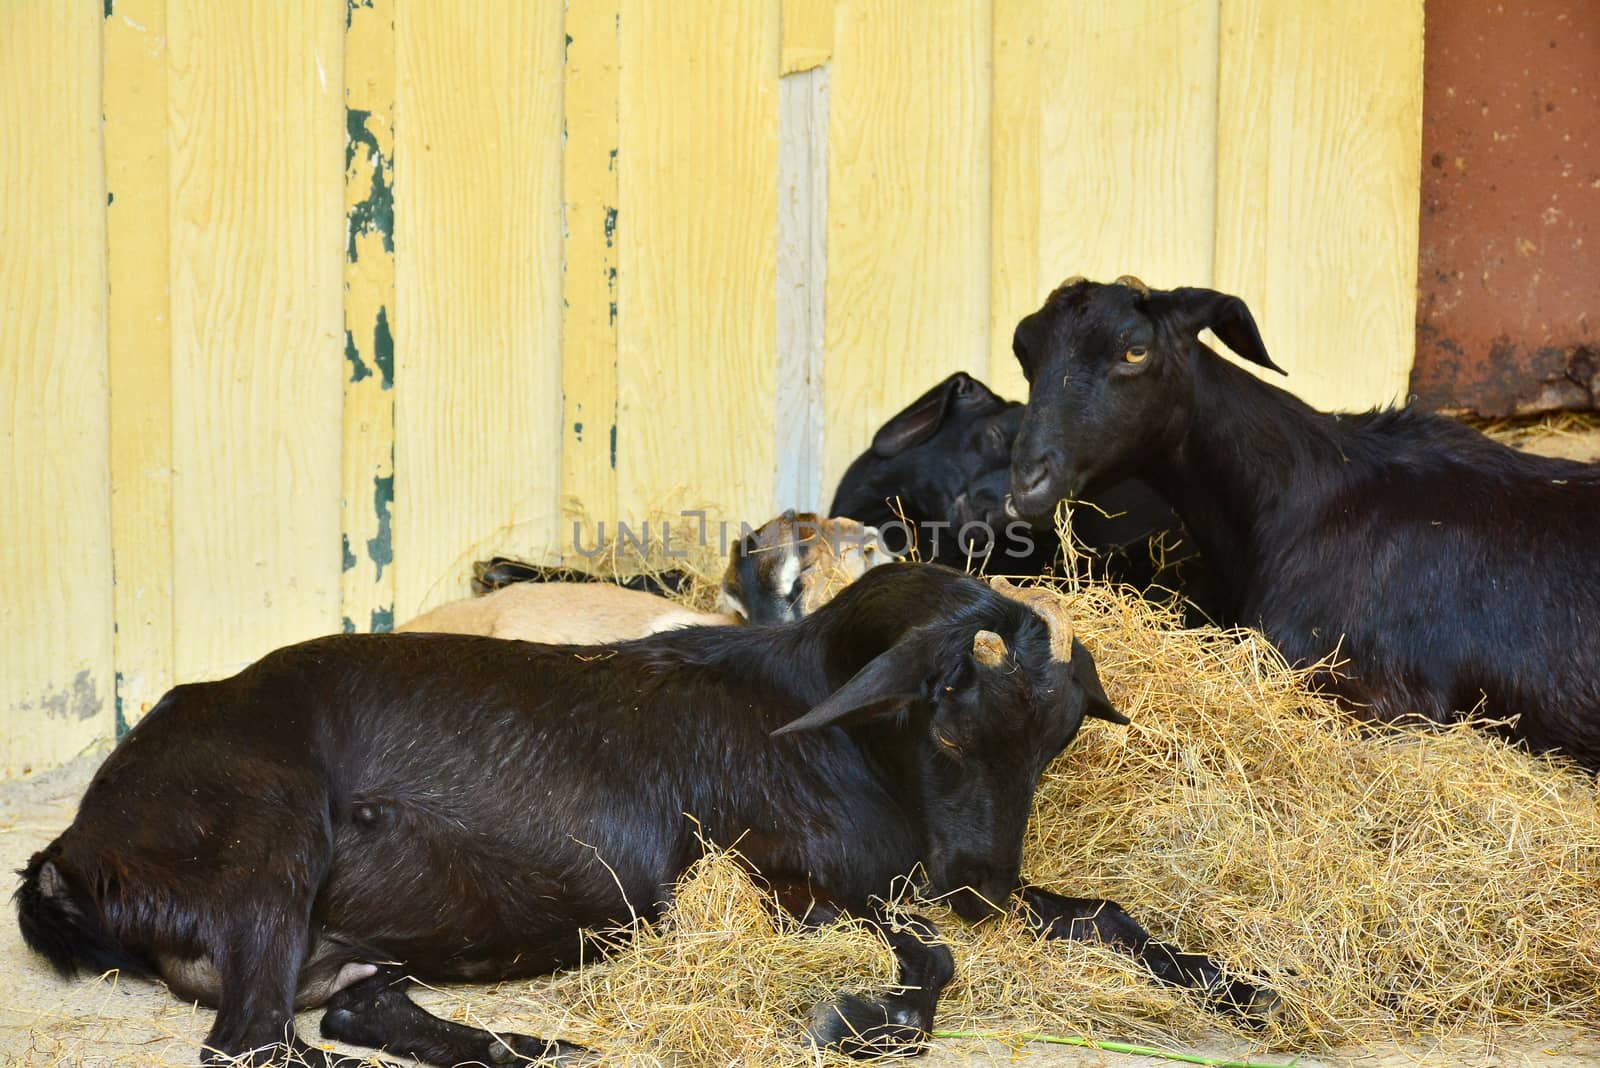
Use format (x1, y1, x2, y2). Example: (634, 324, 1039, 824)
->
(716, 510, 892, 623)
(16, 564, 1272, 1067)
(451, 511, 893, 640)
(1008, 276, 1600, 768)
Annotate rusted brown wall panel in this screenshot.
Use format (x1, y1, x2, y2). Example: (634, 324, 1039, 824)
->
(1412, 0, 1599, 416)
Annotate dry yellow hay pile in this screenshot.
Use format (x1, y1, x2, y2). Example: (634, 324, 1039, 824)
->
(464, 565, 1600, 1067)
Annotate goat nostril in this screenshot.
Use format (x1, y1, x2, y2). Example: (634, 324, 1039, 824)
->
(1019, 463, 1051, 497)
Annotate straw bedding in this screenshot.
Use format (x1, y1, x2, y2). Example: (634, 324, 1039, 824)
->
(460, 539, 1600, 1067)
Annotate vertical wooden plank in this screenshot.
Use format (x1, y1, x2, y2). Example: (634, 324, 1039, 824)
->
(989, 0, 1042, 404)
(822, 0, 992, 493)
(395, 2, 564, 616)
(1215, 0, 1425, 410)
(782, 0, 834, 74)
(1036, 2, 1219, 299)
(562, 0, 621, 552)
(0, 1, 114, 776)
(167, 0, 345, 680)
(776, 63, 829, 513)
(104, 0, 174, 729)
(615, 0, 780, 527)
(343, 0, 397, 632)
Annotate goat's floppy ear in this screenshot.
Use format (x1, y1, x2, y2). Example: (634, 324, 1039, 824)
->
(1153, 287, 1285, 376)
(772, 640, 930, 736)
(870, 373, 975, 457)
(1070, 638, 1128, 725)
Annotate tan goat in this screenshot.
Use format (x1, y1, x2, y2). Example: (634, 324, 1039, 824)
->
(399, 512, 892, 643)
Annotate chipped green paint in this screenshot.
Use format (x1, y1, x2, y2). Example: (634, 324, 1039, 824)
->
(345, 108, 394, 261)
(370, 607, 395, 634)
(114, 671, 128, 738)
(573, 421, 584, 440)
(603, 207, 617, 248)
(104, 0, 113, 17)
(609, 424, 618, 469)
(342, 616, 357, 634)
(345, 0, 374, 31)
(367, 473, 394, 580)
(372, 304, 394, 389)
(345, 309, 391, 388)
(342, 533, 357, 572)
(609, 148, 618, 171)
(107, 191, 114, 206)
(344, 328, 371, 384)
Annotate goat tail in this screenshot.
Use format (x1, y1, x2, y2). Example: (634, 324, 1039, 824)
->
(14, 838, 151, 981)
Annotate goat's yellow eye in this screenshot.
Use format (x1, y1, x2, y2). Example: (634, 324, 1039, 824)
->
(1123, 347, 1149, 364)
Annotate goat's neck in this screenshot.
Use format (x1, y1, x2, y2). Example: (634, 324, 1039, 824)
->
(1142, 349, 1348, 615)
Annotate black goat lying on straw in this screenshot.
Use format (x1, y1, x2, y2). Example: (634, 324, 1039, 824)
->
(16, 564, 1272, 1066)
(1008, 275, 1600, 769)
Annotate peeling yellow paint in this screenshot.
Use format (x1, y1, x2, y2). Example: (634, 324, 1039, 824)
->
(562, 0, 622, 556)
(781, 0, 834, 74)
(343, 0, 397, 632)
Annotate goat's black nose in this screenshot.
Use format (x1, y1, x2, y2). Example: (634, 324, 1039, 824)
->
(1015, 460, 1052, 500)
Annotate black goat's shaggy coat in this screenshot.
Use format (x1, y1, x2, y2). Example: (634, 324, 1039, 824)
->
(1009, 278, 1600, 768)
(17, 564, 1268, 1066)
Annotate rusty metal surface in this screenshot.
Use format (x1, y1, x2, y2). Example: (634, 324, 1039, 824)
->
(1412, 1, 1600, 416)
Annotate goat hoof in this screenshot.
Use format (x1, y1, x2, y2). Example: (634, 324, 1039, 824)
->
(803, 994, 931, 1059)
(320, 1003, 386, 1049)
(1213, 977, 1281, 1030)
(491, 1034, 597, 1066)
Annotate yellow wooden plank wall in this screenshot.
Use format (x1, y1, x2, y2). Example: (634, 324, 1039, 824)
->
(823, 0, 994, 491)
(343, 0, 398, 634)
(1216, 0, 1425, 410)
(104, 0, 174, 728)
(166, 0, 345, 681)
(393, 2, 565, 617)
(0, 2, 114, 779)
(561, 0, 622, 553)
(614, 1, 780, 530)
(1, 1, 1426, 778)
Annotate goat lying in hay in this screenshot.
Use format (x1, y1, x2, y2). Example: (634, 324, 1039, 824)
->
(401, 512, 891, 641)
(14, 565, 1272, 1067)
(467, 508, 902, 626)
(1008, 276, 1600, 769)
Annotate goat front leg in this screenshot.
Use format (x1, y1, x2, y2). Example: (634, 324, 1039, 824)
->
(770, 882, 955, 1059)
(1016, 887, 1278, 1026)
(320, 965, 596, 1066)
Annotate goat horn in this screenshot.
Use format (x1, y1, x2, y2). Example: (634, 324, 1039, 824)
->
(987, 576, 1075, 660)
(973, 629, 1008, 667)
(1114, 274, 1150, 298)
